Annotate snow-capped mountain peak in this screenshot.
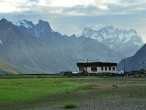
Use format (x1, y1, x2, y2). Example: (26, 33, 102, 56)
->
(36, 19, 54, 32)
(82, 25, 143, 44)
(15, 19, 55, 38)
(16, 20, 33, 29)
(129, 29, 137, 34)
(82, 27, 103, 41)
(81, 25, 144, 57)
(100, 25, 115, 31)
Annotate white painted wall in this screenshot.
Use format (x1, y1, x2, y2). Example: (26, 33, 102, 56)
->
(87, 67, 91, 73)
(78, 66, 117, 73)
(98, 66, 117, 73)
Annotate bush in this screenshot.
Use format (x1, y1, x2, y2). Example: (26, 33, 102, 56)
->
(60, 71, 73, 77)
(63, 102, 77, 109)
(113, 85, 118, 88)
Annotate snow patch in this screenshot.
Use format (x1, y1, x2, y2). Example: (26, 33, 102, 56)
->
(81, 26, 143, 49)
(0, 40, 3, 45)
(16, 20, 32, 29)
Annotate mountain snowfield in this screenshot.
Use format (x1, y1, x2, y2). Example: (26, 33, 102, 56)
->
(0, 18, 144, 73)
(16, 20, 33, 29)
(81, 26, 144, 56)
(0, 40, 2, 45)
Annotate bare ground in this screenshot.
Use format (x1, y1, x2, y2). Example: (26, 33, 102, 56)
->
(27, 98, 146, 110)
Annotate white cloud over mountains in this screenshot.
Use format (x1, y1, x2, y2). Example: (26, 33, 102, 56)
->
(0, 0, 146, 42)
(0, 0, 146, 15)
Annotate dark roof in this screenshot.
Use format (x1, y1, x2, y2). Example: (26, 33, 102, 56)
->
(77, 62, 117, 67)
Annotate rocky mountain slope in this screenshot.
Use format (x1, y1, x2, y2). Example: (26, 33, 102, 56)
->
(118, 44, 146, 71)
(0, 60, 18, 75)
(0, 18, 123, 73)
(81, 26, 144, 57)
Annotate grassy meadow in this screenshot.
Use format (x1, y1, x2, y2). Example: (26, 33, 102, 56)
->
(0, 76, 90, 103)
(0, 75, 146, 109)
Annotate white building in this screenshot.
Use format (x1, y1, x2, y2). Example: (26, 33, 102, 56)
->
(77, 61, 117, 74)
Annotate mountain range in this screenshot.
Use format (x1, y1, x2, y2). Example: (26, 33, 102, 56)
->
(81, 26, 143, 57)
(118, 44, 146, 71)
(0, 18, 144, 73)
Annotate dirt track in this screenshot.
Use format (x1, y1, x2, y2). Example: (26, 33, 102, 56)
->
(74, 98, 146, 110)
(29, 98, 146, 110)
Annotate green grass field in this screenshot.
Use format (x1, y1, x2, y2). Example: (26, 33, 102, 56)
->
(0, 76, 146, 109)
(0, 77, 90, 103)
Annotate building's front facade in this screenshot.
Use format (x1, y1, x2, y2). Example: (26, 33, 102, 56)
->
(77, 62, 117, 74)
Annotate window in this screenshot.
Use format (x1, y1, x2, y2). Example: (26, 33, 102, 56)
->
(91, 67, 97, 72)
(101, 67, 103, 71)
(113, 67, 115, 71)
(105, 67, 107, 71)
(79, 67, 84, 71)
(109, 67, 111, 71)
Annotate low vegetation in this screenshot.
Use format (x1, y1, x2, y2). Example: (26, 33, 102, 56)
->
(0, 75, 146, 109)
(63, 101, 77, 109)
(0, 76, 89, 103)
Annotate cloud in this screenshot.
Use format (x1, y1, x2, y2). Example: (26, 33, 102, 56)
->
(0, 0, 146, 42)
(27, 0, 39, 3)
(0, 0, 146, 16)
(48, 0, 95, 7)
(0, 0, 28, 12)
(107, 0, 146, 14)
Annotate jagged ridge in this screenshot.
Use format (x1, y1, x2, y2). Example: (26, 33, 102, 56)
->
(118, 44, 146, 71)
(81, 26, 144, 57)
(0, 18, 123, 73)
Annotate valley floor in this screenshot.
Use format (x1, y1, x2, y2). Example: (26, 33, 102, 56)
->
(0, 75, 146, 110)
(35, 98, 146, 110)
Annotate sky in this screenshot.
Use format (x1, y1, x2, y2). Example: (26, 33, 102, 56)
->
(0, 0, 146, 42)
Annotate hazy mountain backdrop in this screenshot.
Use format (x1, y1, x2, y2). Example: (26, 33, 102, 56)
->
(118, 44, 146, 71)
(0, 18, 144, 73)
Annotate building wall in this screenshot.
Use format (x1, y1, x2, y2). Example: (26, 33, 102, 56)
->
(87, 67, 91, 72)
(78, 66, 117, 73)
(97, 66, 117, 73)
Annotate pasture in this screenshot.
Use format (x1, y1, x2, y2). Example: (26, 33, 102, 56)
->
(0, 75, 146, 109)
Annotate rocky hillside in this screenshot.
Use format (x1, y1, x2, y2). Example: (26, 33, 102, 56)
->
(118, 44, 146, 71)
(0, 18, 123, 74)
(0, 60, 18, 75)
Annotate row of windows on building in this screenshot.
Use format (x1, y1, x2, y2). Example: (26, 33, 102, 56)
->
(91, 66, 116, 72)
(79, 66, 116, 72)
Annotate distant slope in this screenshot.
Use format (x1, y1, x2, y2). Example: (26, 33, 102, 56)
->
(0, 18, 123, 74)
(118, 44, 146, 71)
(0, 60, 18, 75)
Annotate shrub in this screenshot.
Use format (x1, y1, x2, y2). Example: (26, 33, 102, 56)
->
(113, 85, 118, 88)
(63, 102, 77, 109)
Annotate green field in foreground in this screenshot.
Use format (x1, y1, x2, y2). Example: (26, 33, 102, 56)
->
(0, 76, 146, 106)
(0, 77, 90, 103)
